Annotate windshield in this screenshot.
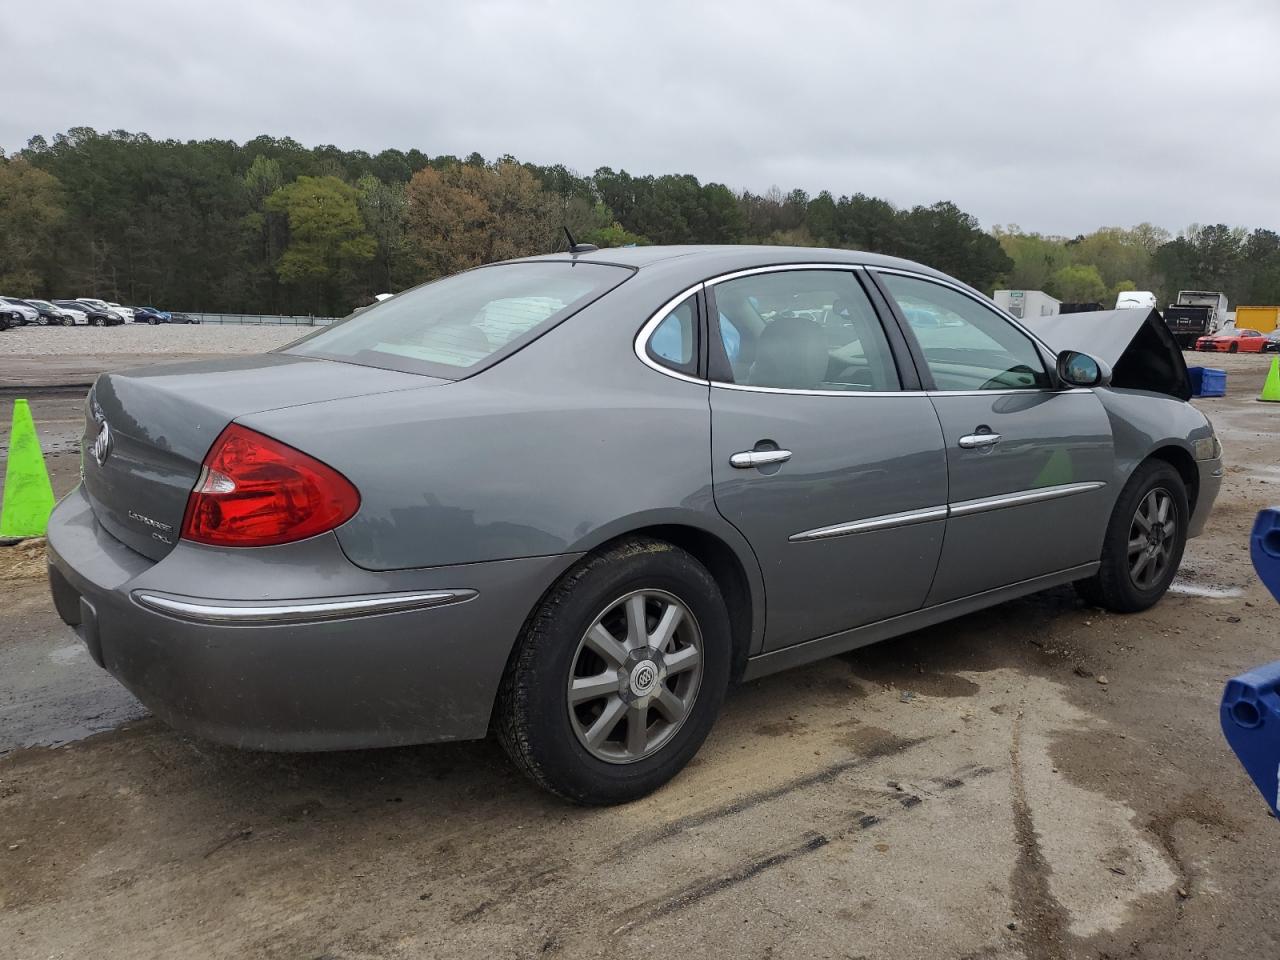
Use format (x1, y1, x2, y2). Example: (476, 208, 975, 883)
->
(286, 261, 631, 378)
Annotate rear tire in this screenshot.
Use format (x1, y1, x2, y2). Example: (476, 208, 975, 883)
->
(1228, 343, 1238, 353)
(1075, 460, 1188, 613)
(497, 537, 731, 805)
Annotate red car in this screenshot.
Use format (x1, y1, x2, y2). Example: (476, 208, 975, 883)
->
(1195, 329, 1269, 353)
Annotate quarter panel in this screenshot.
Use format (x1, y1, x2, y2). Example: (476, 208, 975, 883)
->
(240, 281, 722, 574)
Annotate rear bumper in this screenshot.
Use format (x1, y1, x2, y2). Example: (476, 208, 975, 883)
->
(1188, 457, 1223, 539)
(46, 485, 578, 751)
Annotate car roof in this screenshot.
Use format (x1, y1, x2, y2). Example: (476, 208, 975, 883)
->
(507, 244, 959, 288)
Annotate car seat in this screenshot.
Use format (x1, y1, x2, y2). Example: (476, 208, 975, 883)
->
(749, 315, 829, 389)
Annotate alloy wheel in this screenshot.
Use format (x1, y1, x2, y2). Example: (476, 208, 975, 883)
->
(567, 589, 704, 764)
(1128, 487, 1176, 590)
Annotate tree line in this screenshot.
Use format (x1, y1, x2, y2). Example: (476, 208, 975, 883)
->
(994, 223, 1280, 308)
(1, 128, 1277, 317)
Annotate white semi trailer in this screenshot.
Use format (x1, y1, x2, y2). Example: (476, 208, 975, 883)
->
(993, 290, 1060, 320)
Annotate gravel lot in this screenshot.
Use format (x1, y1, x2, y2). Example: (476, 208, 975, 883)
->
(0, 323, 306, 388)
(0, 322, 305, 356)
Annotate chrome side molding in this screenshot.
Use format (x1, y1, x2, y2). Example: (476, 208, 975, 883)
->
(947, 481, 1106, 517)
(133, 589, 476, 623)
(790, 481, 1107, 542)
(789, 506, 948, 542)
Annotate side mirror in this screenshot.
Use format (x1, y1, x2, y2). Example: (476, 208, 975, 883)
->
(1056, 350, 1111, 388)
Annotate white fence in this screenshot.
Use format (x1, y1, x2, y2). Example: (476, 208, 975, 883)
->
(185, 313, 340, 327)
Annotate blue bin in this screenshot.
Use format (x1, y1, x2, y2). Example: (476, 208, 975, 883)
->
(1221, 665, 1280, 817)
(1188, 366, 1226, 397)
(1221, 509, 1280, 817)
(1253, 508, 1280, 604)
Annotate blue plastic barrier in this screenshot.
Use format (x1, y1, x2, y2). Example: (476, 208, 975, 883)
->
(1220, 508, 1280, 817)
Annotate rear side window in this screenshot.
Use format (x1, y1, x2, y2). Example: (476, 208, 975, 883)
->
(286, 261, 631, 378)
(647, 295, 699, 374)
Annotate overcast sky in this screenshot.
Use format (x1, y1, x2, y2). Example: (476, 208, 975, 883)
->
(6, 0, 1279, 235)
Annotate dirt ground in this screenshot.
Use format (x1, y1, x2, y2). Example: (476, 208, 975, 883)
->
(2, 350, 1279, 960)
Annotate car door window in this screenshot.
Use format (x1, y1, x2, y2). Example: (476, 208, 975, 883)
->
(879, 273, 1051, 391)
(708, 270, 900, 392)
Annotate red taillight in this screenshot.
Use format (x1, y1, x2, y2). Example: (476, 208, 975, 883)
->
(181, 424, 360, 547)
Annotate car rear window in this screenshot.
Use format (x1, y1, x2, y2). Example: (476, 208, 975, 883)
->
(284, 261, 632, 378)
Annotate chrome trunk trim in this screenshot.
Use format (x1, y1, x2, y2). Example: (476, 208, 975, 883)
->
(133, 589, 476, 623)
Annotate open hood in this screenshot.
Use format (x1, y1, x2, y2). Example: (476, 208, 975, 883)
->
(1022, 308, 1191, 401)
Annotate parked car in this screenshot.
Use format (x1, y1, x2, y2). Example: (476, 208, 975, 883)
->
(56, 300, 121, 327)
(46, 246, 1222, 804)
(22, 298, 77, 326)
(1195, 329, 1268, 353)
(168, 311, 200, 324)
(77, 298, 129, 324)
(133, 306, 173, 324)
(1, 297, 41, 325)
(1263, 332, 1280, 353)
(107, 302, 136, 322)
(0, 308, 16, 331)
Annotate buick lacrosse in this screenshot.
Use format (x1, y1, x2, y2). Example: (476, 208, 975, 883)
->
(47, 245, 1222, 803)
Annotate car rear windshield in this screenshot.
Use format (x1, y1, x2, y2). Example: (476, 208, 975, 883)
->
(284, 261, 632, 378)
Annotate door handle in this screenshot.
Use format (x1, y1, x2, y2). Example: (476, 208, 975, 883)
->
(730, 449, 793, 469)
(958, 433, 1001, 449)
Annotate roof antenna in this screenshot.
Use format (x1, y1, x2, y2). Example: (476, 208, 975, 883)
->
(564, 226, 598, 255)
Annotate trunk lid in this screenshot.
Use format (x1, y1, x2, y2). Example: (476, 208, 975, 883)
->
(80, 354, 439, 560)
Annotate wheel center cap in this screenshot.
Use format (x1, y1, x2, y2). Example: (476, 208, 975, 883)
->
(629, 660, 659, 697)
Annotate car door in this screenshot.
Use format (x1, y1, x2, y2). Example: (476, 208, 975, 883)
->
(873, 270, 1116, 604)
(701, 266, 949, 652)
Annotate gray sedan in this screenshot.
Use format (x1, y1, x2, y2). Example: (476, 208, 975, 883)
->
(46, 246, 1222, 803)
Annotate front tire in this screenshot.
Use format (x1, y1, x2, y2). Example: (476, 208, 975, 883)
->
(1076, 460, 1188, 612)
(497, 537, 731, 805)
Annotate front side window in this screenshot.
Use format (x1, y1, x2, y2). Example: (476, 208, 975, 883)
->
(707, 270, 900, 392)
(286, 261, 631, 378)
(879, 273, 1050, 391)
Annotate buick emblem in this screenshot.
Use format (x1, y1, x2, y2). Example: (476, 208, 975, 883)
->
(92, 420, 113, 466)
(629, 661, 658, 697)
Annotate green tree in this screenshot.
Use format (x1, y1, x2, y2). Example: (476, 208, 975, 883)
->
(1048, 263, 1108, 303)
(356, 173, 411, 292)
(993, 226, 1071, 291)
(265, 175, 375, 313)
(0, 158, 65, 293)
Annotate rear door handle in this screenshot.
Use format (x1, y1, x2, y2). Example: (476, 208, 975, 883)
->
(730, 449, 793, 468)
(958, 433, 1001, 449)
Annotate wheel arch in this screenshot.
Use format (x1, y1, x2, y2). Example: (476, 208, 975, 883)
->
(1143, 443, 1199, 514)
(625, 523, 759, 681)
(561, 515, 765, 681)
